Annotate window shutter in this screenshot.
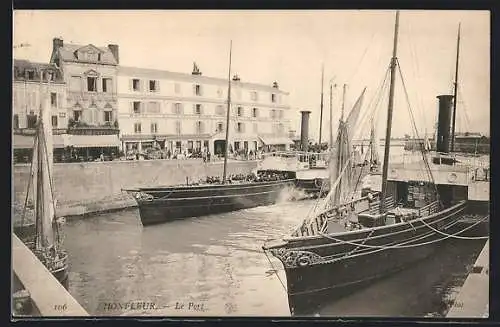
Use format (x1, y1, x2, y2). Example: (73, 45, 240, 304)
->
(200, 104, 203, 115)
(129, 79, 133, 91)
(130, 102, 134, 114)
(193, 104, 196, 114)
(156, 80, 160, 92)
(193, 84, 196, 95)
(200, 85, 203, 96)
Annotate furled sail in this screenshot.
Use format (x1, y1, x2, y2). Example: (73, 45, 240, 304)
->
(34, 94, 55, 250)
(325, 88, 366, 209)
(369, 119, 380, 164)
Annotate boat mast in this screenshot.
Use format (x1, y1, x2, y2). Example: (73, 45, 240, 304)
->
(319, 64, 325, 146)
(341, 84, 347, 121)
(450, 23, 461, 152)
(222, 40, 233, 184)
(329, 82, 334, 149)
(380, 10, 400, 213)
(35, 70, 45, 249)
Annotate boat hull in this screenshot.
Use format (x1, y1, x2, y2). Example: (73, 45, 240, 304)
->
(267, 201, 470, 315)
(132, 179, 296, 226)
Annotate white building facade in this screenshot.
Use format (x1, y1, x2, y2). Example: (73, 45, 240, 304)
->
(117, 65, 293, 156)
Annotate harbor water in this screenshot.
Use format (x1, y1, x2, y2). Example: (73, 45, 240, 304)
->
(64, 198, 486, 317)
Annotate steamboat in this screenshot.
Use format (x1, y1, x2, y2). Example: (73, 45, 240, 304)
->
(125, 42, 295, 226)
(263, 12, 489, 315)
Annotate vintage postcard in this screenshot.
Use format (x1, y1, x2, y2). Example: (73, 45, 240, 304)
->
(12, 9, 489, 319)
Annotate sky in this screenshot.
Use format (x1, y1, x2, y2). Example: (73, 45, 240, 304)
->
(13, 10, 490, 141)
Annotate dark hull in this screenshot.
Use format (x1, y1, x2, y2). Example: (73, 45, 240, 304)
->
(132, 179, 296, 226)
(267, 201, 470, 315)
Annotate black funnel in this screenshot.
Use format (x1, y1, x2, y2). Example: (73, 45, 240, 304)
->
(300, 111, 311, 152)
(436, 95, 454, 153)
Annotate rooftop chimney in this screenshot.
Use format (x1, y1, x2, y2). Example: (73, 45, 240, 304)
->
(232, 74, 240, 82)
(300, 111, 311, 152)
(192, 62, 202, 75)
(436, 95, 454, 153)
(272, 81, 279, 89)
(108, 44, 119, 64)
(53, 38, 63, 53)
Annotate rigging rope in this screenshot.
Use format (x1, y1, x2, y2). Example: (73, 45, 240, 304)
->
(21, 131, 39, 228)
(318, 214, 488, 251)
(396, 59, 442, 206)
(263, 248, 288, 293)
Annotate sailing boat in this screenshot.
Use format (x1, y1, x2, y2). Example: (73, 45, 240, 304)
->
(14, 83, 69, 289)
(125, 42, 295, 226)
(262, 11, 486, 315)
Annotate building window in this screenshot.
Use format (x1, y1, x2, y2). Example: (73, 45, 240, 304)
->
(50, 93, 57, 107)
(134, 122, 142, 133)
(253, 123, 258, 133)
(133, 101, 141, 114)
(279, 110, 284, 119)
(151, 122, 158, 133)
(175, 121, 181, 134)
(271, 93, 277, 103)
(46, 71, 55, 82)
(215, 105, 225, 116)
(132, 79, 141, 91)
(252, 107, 259, 118)
(250, 91, 259, 101)
(172, 103, 183, 115)
(196, 140, 202, 150)
(27, 113, 37, 128)
(51, 115, 58, 128)
(27, 70, 35, 80)
(174, 83, 181, 94)
(73, 110, 82, 122)
(102, 78, 112, 93)
(237, 122, 244, 133)
(194, 84, 202, 96)
(195, 121, 204, 134)
(87, 77, 97, 92)
(237, 106, 244, 117)
(149, 80, 159, 92)
(195, 104, 202, 115)
(216, 122, 224, 133)
(217, 88, 223, 98)
(104, 111, 112, 122)
(13, 114, 19, 129)
(270, 109, 276, 119)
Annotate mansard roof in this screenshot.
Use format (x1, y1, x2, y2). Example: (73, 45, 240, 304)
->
(13, 59, 64, 83)
(56, 43, 118, 65)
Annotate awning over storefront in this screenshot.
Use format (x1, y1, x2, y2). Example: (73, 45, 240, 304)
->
(12, 134, 67, 149)
(258, 136, 294, 146)
(68, 134, 120, 148)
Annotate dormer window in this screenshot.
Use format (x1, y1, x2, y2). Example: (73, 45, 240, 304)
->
(26, 70, 35, 80)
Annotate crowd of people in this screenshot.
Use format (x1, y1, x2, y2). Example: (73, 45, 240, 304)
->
(201, 171, 292, 185)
